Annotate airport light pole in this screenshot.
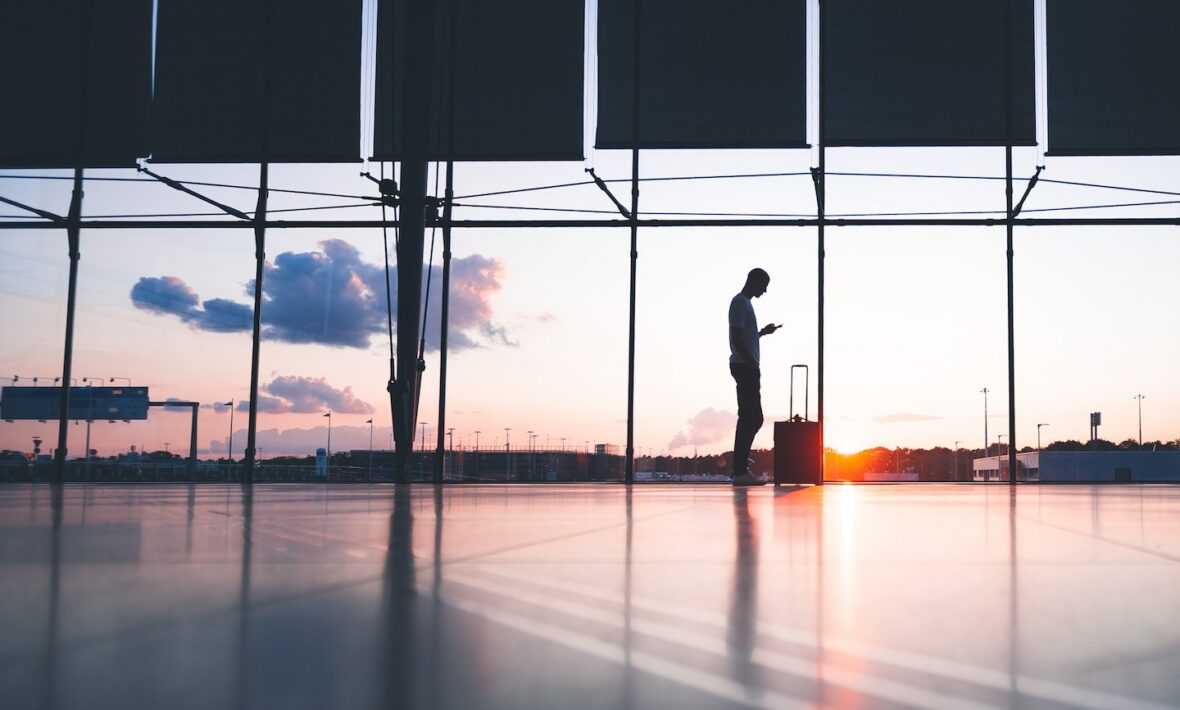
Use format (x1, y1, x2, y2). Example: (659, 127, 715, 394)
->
(82, 376, 103, 477)
(446, 427, 454, 481)
(527, 430, 534, 480)
(367, 418, 374, 482)
(27, 376, 67, 386)
(109, 377, 131, 386)
(323, 411, 332, 477)
(1036, 423, 1048, 451)
(224, 401, 234, 461)
(504, 428, 511, 480)
(419, 421, 428, 452)
(981, 387, 990, 458)
(473, 430, 481, 479)
(953, 440, 962, 482)
(997, 434, 1006, 480)
(1134, 394, 1145, 446)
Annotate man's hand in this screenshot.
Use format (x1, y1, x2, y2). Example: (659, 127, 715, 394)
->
(759, 324, 779, 336)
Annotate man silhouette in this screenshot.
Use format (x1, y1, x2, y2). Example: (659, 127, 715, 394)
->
(729, 268, 778, 486)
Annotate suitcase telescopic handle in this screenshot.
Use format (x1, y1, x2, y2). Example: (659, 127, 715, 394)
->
(790, 364, 809, 422)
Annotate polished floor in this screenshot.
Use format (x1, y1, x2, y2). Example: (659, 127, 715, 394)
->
(1, 483, 1178, 710)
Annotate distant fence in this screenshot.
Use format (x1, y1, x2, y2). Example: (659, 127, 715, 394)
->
(0, 459, 635, 483)
(0, 461, 376, 483)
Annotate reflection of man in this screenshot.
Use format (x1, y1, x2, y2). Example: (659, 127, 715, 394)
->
(729, 268, 777, 486)
(727, 489, 759, 683)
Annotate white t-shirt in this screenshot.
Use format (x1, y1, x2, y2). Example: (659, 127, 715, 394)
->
(728, 293, 759, 366)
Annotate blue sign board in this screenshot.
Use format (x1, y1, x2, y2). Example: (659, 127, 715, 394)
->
(1, 386, 150, 421)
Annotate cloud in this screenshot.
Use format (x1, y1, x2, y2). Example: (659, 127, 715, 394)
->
(130, 276, 253, 332)
(131, 240, 511, 351)
(871, 412, 946, 424)
(436, 253, 516, 349)
(668, 407, 737, 450)
(197, 298, 254, 332)
(158, 397, 196, 414)
(233, 376, 373, 415)
(130, 276, 198, 315)
(535, 311, 557, 322)
(248, 239, 385, 348)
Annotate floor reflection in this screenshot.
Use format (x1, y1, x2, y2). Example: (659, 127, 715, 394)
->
(377, 483, 416, 710)
(3, 483, 1180, 710)
(727, 489, 759, 687)
(235, 485, 253, 710)
(622, 485, 634, 710)
(41, 485, 63, 710)
(1008, 485, 1019, 703)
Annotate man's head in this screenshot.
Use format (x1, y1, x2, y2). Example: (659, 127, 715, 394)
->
(743, 268, 770, 298)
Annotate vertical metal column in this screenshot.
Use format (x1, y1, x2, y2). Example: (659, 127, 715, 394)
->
(1005, 153, 1016, 485)
(816, 0, 827, 485)
(434, 161, 453, 484)
(188, 402, 199, 480)
(624, 0, 643, 485)
(53, 0, 93, 484)
(243, 164, 268, 483)
(625, 150, 639, 485)
(1004, 0, 1018, 485)
(54, 168, 84, 484)
(392, 0, 436, 482)
(434, 0, 458, 485)
(244, 0, 274, 484)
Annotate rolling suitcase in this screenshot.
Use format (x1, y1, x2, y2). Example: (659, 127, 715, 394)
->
(774, 364, 822, 485)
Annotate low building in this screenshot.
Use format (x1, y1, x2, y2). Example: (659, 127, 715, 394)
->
(973, 451, 1180, 482)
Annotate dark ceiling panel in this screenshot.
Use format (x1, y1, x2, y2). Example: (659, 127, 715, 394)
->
(823, 0, 1036, 147)
(373, 0, 585, 161)
(1047, 0, 1180, 156)
(596, 0, 807, 149)
(0, 0, 152, 168)
(152, 0, 361, 163)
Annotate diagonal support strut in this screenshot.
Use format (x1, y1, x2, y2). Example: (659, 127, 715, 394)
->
(1012, 166, 1045, 218)
(138, 165, 252, 221)
(0, 194, 64, 223)
(588, 168, 632, 219)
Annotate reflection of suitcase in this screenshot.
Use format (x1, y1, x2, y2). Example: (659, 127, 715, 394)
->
(774, 364, 822, 485)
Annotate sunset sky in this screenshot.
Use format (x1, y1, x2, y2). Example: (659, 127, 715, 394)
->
(2, 0, 1178, 459)
(4, 145, 1178, 459)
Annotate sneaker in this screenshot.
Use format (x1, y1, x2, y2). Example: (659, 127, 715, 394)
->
(732, 473, 767, 486)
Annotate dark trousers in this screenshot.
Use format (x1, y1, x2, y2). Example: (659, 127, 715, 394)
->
(730, 363, 763, 475)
